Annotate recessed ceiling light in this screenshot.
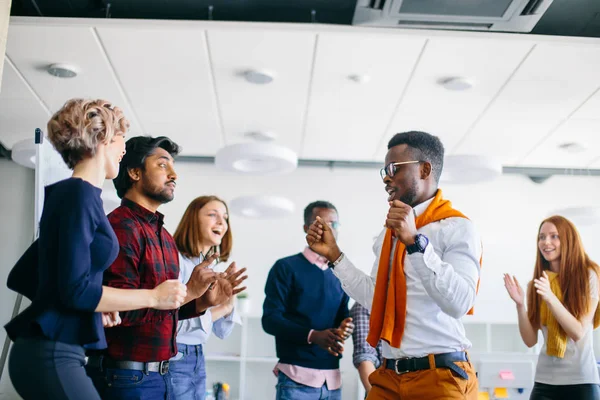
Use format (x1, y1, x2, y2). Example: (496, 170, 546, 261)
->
(557, 142, 586, 154)
(348, 74, 371, 84)
(243, 69, 274, 85)
(437, 77, 474, 91)
(243, 131, 277, 141)
(215, 142, 298, 175)
(47, 63, 79, 78)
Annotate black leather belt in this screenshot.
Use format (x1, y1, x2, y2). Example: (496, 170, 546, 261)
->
(384, 351, 469, 379)
(85, 355, 170, 375)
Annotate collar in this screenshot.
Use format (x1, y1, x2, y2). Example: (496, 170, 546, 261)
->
(121, 197, 164, 225)
(413, 195, 435, 218)
(302, 247, 329, 270)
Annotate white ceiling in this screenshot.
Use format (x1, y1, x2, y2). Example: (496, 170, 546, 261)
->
(2, 17, 600, 169)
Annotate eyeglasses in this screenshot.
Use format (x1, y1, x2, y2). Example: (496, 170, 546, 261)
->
(311, 220, 340, 230)
(379, 161, 421, 180)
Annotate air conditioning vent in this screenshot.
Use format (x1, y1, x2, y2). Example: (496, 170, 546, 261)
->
(521, 0, 544, 15)
(353, 0, 554, 33)
(397, 21, 493, 29)
(368, 0, 387, 11)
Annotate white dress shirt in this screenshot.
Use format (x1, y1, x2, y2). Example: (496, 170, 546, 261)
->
(333, 197, 482, 359)
(176, 253, 242, 346)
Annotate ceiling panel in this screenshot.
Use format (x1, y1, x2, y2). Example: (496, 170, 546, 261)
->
(96, 27, 223, 156)
(455, 43, 600, 165)
(6, 25, 143, 135)
(373, 37, 534, 161)
(0, 60, 49, 147)
(570, 89, 600, 120)
(519, 119, 600, 168)
(300, 33, 425, 161)
(207, 29, 316, 152)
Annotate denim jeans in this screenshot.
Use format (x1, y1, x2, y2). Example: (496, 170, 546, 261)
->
(169, 343, 207, 400)
(530, 382, 600, 400)
(276, 372, 342, 400)
(86, 363, 173, 400)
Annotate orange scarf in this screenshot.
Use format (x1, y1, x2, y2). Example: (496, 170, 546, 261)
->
(367, 189, 481, 348)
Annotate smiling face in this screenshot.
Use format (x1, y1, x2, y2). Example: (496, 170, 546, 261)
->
(538, 222, 561, 266)
(198, 200, 229, 250)
(383, 144, 423, 207)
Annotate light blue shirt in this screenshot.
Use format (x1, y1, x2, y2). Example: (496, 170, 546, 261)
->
(176, 253, 241, 345)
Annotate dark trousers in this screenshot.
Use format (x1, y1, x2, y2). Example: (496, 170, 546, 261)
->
(530, 381, 600, 400)
(9, 337, 101, 400)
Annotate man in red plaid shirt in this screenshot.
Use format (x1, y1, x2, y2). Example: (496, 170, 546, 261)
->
(86, 136, 246, 400)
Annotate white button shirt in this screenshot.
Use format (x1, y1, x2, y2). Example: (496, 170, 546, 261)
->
(333, 197, 482, 359)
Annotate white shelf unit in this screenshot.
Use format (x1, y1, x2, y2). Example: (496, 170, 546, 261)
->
(203, 314, 278, 400)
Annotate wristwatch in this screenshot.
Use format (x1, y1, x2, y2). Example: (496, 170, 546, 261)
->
(406, 234, 429, 255)
(328, 252, 345, 269)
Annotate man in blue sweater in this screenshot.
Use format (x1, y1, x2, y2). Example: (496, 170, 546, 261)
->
(263, 201, 354, 400)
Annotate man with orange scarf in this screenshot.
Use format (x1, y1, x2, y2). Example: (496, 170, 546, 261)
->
(306, 131, 482, 399)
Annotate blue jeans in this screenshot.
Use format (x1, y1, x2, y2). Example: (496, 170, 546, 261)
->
(169, 343, 206, 400)
(86, 363, 173, 400)
(276, 373, 342, 400)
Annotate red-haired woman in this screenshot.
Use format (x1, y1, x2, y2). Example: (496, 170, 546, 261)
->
(504, 215, 600, 399)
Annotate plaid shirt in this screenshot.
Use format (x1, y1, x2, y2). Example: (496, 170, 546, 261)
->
(103, 198, 200, 362)
(351, 302, 383, 369)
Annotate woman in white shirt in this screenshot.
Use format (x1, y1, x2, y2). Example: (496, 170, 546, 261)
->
(504, 215, 600, 400)
(170, 196, 244, 400)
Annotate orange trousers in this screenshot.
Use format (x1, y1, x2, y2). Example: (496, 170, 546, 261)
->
(366, 358, 478, 400)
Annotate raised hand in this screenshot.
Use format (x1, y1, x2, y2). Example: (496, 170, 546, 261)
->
(385, 200, 418, 245)
(306, 216, 341, 262)
(223, 262, 248, 296)
(186, 253, 220, 299)
(534, 271, 557, 305)
(197, 263, 248, 310)
(151, 279, 187, 310)
(503, 274, 525, 306)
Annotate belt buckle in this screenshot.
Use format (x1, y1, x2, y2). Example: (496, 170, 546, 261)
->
(159, 360, 169, 375)
(394, 359, 410, 375)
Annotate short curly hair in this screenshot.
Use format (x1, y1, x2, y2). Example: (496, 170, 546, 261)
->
(47, 99, 130, 169)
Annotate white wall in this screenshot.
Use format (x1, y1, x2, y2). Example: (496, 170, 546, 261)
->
(0, 159, 34, 400)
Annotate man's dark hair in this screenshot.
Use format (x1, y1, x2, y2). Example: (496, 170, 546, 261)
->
(303, 201, 338, 226)
(113, 136, 180, 198)
(387, 131, 444, 183)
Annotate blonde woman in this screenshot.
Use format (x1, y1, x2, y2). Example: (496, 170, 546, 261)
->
(5, 99, 187, 400)
(504, 216, 600, 399)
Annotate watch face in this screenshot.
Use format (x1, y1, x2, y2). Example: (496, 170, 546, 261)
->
(416, 234, 428, 251)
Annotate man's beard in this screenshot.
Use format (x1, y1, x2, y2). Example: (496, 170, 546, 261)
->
(142, 180, 174, 204)
(397, 180, 418, 207)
